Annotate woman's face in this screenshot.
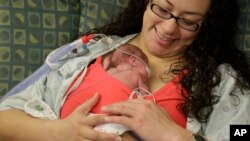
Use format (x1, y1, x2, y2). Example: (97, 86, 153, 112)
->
(140, 0, 211, 58)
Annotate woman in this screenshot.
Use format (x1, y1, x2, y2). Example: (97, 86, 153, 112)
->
(0, 0, 249, 141)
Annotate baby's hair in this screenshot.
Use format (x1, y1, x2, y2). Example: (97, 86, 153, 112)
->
(118, 44, 148, 64)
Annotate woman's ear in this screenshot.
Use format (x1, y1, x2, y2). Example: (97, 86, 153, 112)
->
(128, 56, 137, 67)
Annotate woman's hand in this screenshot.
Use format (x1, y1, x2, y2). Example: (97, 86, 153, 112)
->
(0, 93, 121, 141)
(53, 93, 122, 141)
(102, 100, 193, 141)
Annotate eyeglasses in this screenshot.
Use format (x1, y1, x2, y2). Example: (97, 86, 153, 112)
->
(150, 3, 201, 31)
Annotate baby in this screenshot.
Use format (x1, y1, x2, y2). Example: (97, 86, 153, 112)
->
(60, 44, 152, 138)
(103, 44, 150, 93)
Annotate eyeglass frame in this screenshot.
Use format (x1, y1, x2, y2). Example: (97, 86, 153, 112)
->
(150, 3, 203, 31)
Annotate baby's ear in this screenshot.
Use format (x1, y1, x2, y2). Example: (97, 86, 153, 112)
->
(128, 56, 137, 67)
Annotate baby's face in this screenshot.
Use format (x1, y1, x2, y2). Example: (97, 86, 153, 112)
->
(136, 60, 151, 81)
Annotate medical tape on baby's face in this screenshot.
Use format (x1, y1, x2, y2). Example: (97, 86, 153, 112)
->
(115, 48, 151, 77)
(145, 65, 151, 78)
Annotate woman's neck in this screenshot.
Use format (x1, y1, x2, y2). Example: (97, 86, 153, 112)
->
(128, 33, 184, 65)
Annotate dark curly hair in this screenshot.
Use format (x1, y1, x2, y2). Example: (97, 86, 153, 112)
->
(81, 0, 250, 123)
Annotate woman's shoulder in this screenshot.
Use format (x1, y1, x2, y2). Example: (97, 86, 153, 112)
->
(215, 63, 249, 96)
(217, 63, 238, 81)
(203, 64, 250, 141)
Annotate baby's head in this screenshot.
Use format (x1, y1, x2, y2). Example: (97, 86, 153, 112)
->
(111, 44, 151, 79)
(111, 44, 148, 65)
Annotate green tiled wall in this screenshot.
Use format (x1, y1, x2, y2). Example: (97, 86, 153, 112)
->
(78, 0, 129, 33)
(0, 0, 81, 97)
(237, 0, 250, 63)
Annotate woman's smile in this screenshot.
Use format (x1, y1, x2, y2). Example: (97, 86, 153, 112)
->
(154, 27, 177, 46)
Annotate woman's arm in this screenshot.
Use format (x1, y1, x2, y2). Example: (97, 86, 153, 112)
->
(0, 109, 57, 141)
(0, 94, 121, 141)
